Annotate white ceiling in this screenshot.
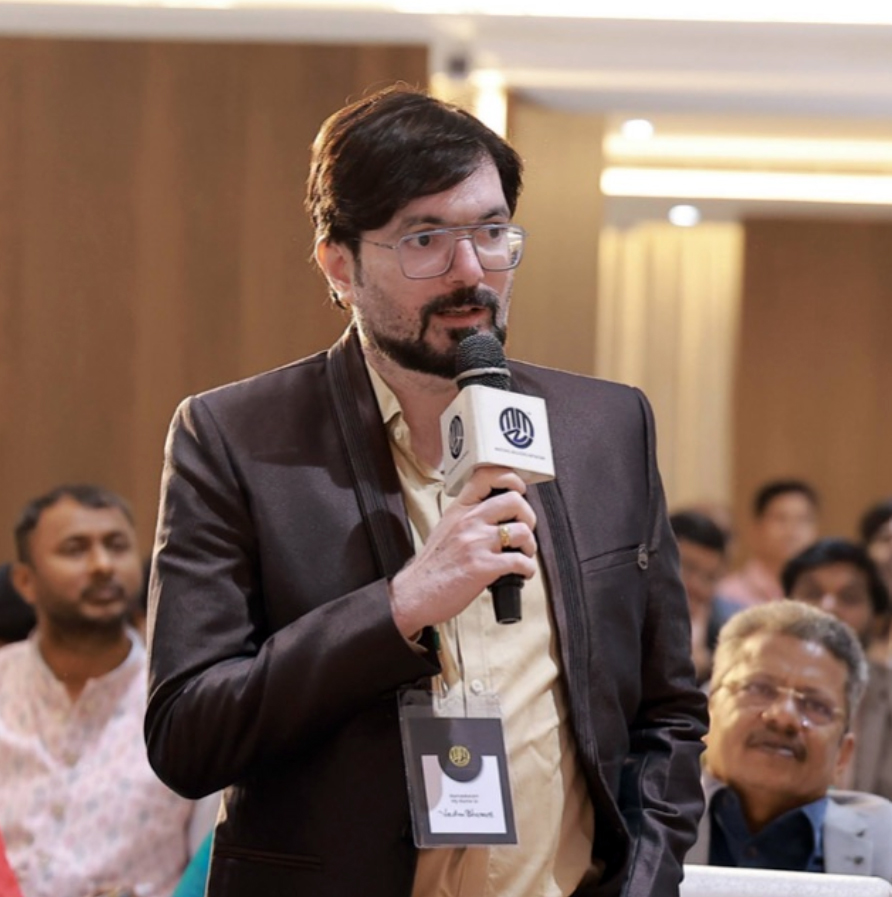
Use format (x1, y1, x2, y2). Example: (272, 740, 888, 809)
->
(4, 3, 892, 224)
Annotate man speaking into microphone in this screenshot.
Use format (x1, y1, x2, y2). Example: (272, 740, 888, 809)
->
(145, 86, 707, 897)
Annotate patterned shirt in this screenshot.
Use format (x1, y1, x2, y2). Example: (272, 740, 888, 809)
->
(0, 634, 194, 897)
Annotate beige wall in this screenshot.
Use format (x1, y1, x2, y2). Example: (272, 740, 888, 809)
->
(0, 37, 427, 558)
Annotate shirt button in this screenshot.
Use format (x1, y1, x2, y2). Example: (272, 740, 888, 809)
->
(470, 679, 486, 695)
(50, 803, 65, 821)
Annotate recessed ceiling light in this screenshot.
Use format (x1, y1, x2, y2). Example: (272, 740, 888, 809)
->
(668, 204, 702, 226)
(620, 119, 655, 141)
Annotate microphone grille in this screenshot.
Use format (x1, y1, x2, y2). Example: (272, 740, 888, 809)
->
(455, 331, 510, 390)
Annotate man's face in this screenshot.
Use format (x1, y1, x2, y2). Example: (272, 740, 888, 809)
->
(678, 538, 726, 616)
(754, 492, 819, 567)
(323, 159, 515, 380)
(789, 562, 874, 645)
(14, 496, 143, 637)
(706, 632, 853, 825)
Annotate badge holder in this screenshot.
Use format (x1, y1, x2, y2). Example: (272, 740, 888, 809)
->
(398, 682, 517, 848)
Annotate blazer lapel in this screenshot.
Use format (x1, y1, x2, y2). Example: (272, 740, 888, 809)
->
(326, 326, 414, 579)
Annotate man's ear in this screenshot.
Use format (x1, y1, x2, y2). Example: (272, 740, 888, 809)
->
(11, 562, 37, 607)
(315, 239, 356, 308)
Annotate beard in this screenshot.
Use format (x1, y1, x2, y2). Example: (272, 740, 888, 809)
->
(365, 286, 507, 379)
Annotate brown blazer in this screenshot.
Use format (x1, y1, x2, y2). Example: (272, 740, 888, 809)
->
(145, 327, 707, 897)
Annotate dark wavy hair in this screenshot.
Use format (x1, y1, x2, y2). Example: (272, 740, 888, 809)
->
(306, 84, 523, 263)
(14, 483, 133, 565)
(753, 478, 820, 518)
(781, 537, 890, 617)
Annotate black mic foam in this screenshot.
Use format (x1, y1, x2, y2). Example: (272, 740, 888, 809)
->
(455, 331, 511, 391)
(454, 331, 523, 625)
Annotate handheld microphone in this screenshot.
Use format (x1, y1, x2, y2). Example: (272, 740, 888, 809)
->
(440, 332, 555, 624)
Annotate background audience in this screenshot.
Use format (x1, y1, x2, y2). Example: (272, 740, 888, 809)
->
(688, 601, 892, 881)
(0, 484, 214, 897)
(670, 510, 732, 685)
(782, 537, 892, 800)
(717, 479, 820, 607)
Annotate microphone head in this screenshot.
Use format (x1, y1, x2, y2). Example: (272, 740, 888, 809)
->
(455, 331, 511, 391)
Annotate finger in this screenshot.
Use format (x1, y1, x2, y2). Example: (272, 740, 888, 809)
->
(482, 490, 537, 530)
(457, 465, 527, 504)
(494, 521, 538, 559)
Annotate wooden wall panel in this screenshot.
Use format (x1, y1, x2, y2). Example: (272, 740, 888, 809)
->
(506, 94, 603, 375)
(0, 37, 427, 557)
(734, 218, 892, 547)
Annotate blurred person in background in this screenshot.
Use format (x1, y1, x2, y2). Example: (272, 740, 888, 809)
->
(0, 484, 214, 897)
(670, 510, 734, 685)
(688, 601, 892, 881)
(782, 537, 892, 801)
(717, 479, 819, 607)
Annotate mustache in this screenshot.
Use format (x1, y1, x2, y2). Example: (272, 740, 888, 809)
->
(81, 581, 127, 602)
(746, 731, 807, 761)
(419, 287, 500, 334)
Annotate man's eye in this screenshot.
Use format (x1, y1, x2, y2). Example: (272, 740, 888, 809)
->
(405, 232, 435, 249)
(743, 681, 776, 701)
(479, 225, 506, 243)
(802, 697, 834, 721)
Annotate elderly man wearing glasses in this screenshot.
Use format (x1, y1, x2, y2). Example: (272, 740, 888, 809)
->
(687, 600, 892, 881)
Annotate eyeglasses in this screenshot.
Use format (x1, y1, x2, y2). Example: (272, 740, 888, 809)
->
(718, 677, 844, 727)
(361, 224, 526, 280)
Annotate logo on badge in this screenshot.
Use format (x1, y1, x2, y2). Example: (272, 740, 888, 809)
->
(499, 408, 535, 450)
(448, 415, 465, 459)
(448, 745, 472, 768)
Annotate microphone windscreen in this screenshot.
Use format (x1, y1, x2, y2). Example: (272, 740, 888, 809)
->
(455, 332, 510, 391)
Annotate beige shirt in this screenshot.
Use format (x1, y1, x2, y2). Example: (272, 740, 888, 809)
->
(368, 367, 594, 897)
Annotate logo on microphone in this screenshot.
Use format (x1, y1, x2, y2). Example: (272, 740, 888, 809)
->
(448, 415, 465, 459)
(499, 408, 535, 450)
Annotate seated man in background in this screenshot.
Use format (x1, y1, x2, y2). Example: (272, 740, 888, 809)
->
(782, 538, 892, 800)
(670, 510, 734, 684)
(717, 479, 819, 607)
(687, 601, 892, 882)
(0, 484, 213, 897)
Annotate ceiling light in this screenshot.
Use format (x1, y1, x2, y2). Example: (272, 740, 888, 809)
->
(620, 119, 655, 141)
(668, 204, 701, 226)
(391, 0, 892, 25)
(601, 167, 892, 205)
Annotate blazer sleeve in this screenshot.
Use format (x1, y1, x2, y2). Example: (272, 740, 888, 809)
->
(615, 389, 708, 897)
(144, 395, 438, 799)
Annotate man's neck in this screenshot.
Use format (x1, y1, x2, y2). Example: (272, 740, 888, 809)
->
(365, 349, 458, 470)
(36, 626, 133, 702)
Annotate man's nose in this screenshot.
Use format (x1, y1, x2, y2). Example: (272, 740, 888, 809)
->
(761, 690, 803, 729)
(88, 544, 115, 576)
(446, 234, 486, 285)
(818, 593, 838, 613)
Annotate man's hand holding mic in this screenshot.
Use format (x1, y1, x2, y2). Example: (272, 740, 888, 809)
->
(389, 465, 538, 640)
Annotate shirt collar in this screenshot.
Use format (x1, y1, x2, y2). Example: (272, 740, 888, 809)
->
(366, 360, 443, 483)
